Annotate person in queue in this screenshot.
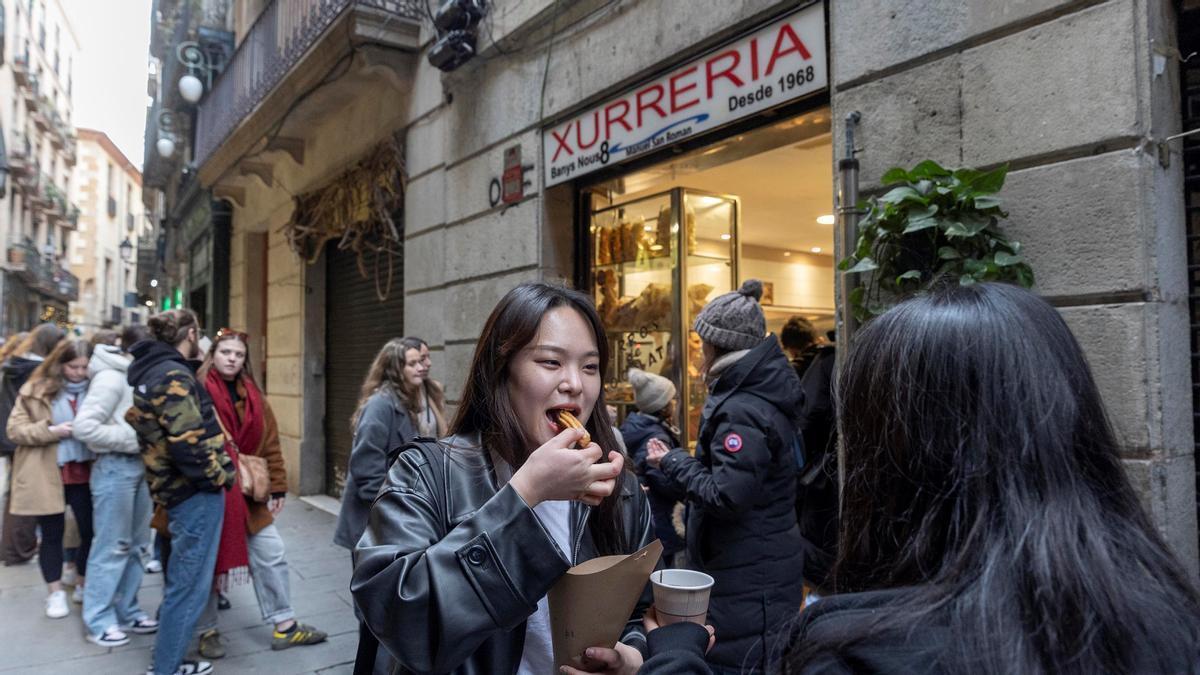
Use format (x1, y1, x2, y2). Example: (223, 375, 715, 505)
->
(352, 282, 655, 674)
(638, 282, 1200, 674)
(1, 324, 65, 566)
(333, 337, 425, 553)
(409, 336, 449, 438)
(618, 367, 685, 568)
(7, 338, 95, 619)
(193, 327, 327, 658)
(646, 279, 804, 674)
(76, 325, 158, 646)
(127, 309, 234, 675)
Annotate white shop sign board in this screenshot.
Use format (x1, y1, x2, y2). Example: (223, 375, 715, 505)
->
(544, 3, 827, 187)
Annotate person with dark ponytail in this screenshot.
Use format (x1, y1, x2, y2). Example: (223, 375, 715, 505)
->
(639, 282, 1200, 674)
(127, 309, 233, 675)
(352, 282, 655, 675)
(645, 279, 805, 674)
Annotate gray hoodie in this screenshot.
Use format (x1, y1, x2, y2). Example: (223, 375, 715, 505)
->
(73, 344, 138, 454)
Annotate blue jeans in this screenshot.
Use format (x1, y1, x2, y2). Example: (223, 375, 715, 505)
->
(82, 453, 153, 636)
(197, 523, 295, 631)
(153, 490, 224, 675)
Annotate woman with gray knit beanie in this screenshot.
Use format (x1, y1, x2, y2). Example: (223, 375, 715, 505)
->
(646, 279, 805, 674)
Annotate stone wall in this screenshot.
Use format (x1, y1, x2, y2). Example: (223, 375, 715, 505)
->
(830, 0, 1195, 569)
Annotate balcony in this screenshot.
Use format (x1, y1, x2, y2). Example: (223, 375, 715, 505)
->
(16, 164, 40, 194)
(13, 52, 32, 87)
(63, 135, 77, 166)
(4, 242, 78, 302)
(32, 97, 53, 132)
(8, 134, 32, 178)
(22, 77, 39, 112)
(194, 0, 421, 185)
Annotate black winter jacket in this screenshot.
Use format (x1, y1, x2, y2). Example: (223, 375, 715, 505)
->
(352, 433, 656, 675)
(659, 337, 805, 671)
(0, 357, 41, 455)
(620, 411, 685, 557)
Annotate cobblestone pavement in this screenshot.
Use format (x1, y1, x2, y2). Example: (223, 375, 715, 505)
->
(0, 497, 357, 675)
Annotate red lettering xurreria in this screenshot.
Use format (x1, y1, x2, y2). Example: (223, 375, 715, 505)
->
(551, 124, 574, 162)
(576, 110, 602, 150)
(705, 49, 744, 98)
(604, 100, 633, 139)
(670, 66, 700, 113)
(636, 85, 667, 126)
(765, 23, 812, 76)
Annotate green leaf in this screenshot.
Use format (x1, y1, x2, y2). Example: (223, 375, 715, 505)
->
(837, 257, 855, 271)
(944, 221, 970, 238)
(973, 195, 1003, 209)
(959, 274, 977, 286)
(994, 251, 1023, 266)
(880, 167, 910, 184)
(844, 257, 879, 274)
(903, 217, 938, 234)
(896, 270, 922, 284)
(879, 186, 925, 205)
(937, 246, 961, 260)
(952, 168, 982, 186)
(970, 164, 1008, 194)
(915, 179, 933, 195)
(935, 186, 953, 195)
(909, 159, 951, 179)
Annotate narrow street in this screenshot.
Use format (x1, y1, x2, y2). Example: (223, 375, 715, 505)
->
(0, 499, 356, 674)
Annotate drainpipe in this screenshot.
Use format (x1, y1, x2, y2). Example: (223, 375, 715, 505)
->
(834, 111, 861, 509)
(836, 111, 861, 342)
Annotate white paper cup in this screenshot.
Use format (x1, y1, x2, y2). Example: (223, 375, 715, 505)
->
(650, 569, 715, 625)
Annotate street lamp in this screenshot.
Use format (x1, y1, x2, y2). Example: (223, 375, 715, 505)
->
(156, 110, 179, 159)
(176, 41, 217, 104)
(119, 237, 133, 262)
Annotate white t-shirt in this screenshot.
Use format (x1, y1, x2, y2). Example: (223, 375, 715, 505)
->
(493, 454, 574, 675)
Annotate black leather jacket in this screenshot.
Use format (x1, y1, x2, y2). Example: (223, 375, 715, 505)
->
(352, 433, 656, 674)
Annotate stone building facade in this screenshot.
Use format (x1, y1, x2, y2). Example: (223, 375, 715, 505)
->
(68, 129, 146, 331)
(174, 0, 1198, 568)
(0, 0, 80, 333)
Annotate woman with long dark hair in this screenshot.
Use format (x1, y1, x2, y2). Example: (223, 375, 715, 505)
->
(640, 282, 1200, 674)
(353, 282, 655, 675)
(6, 338, 93, 619)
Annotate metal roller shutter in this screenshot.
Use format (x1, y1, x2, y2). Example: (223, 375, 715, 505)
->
(324, 244, 403, 497)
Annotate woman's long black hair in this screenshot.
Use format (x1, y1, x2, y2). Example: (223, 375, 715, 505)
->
(451, 282, 629, 555)
(786, 282, 1200, 673)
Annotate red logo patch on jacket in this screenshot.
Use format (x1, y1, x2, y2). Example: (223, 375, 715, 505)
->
(723, 433, 743, 453)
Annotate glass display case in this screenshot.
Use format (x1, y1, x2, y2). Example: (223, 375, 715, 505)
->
(587, 187, 739, 450)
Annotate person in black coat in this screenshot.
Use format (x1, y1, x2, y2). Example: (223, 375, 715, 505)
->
(638, 283, 1200, 674)
(794, 340, 836, 591)
(647, 279, 804, 674)
(619, 367, 685, 567)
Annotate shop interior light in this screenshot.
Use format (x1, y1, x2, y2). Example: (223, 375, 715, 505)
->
(649, 244, 664, 251)
(643, 224, 654, 231)
(720, 233, 732, 240)
(783, 251, 792, 257)
(150, 279, 159, 288)
(811, 247, 822, 253)
(145, 300, 154, 307)
(816, 214, 836, 225)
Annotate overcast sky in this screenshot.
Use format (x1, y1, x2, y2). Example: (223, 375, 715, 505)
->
(63, 0, 153, 171)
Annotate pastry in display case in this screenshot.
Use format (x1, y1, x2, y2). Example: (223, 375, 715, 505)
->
(587, 187, 738, 451)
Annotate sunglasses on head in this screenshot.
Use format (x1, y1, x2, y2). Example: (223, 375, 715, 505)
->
(214, 328, 249, 342)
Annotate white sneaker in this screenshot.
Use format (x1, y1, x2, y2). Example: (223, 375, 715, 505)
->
(144, 559, 162, 574)
(71, 584, 84, 604)
(45, 590, 69, 619)
(144, 659, 213, 675)
(87, 626, 130, 647)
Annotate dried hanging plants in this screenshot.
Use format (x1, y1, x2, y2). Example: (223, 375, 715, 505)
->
(284, 133, 405, 301)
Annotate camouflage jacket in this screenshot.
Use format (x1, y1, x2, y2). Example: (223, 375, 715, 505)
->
(126, 340, 234, 509)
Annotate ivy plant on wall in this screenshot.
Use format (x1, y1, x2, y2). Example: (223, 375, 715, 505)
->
(838, 160, 1034, 321)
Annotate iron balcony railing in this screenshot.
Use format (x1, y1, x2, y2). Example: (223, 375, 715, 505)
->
(5, 242, 79, 302)
(193, 0, 421, 168)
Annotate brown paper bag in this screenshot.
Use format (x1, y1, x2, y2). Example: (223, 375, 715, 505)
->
(548, 539, 663, 670)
